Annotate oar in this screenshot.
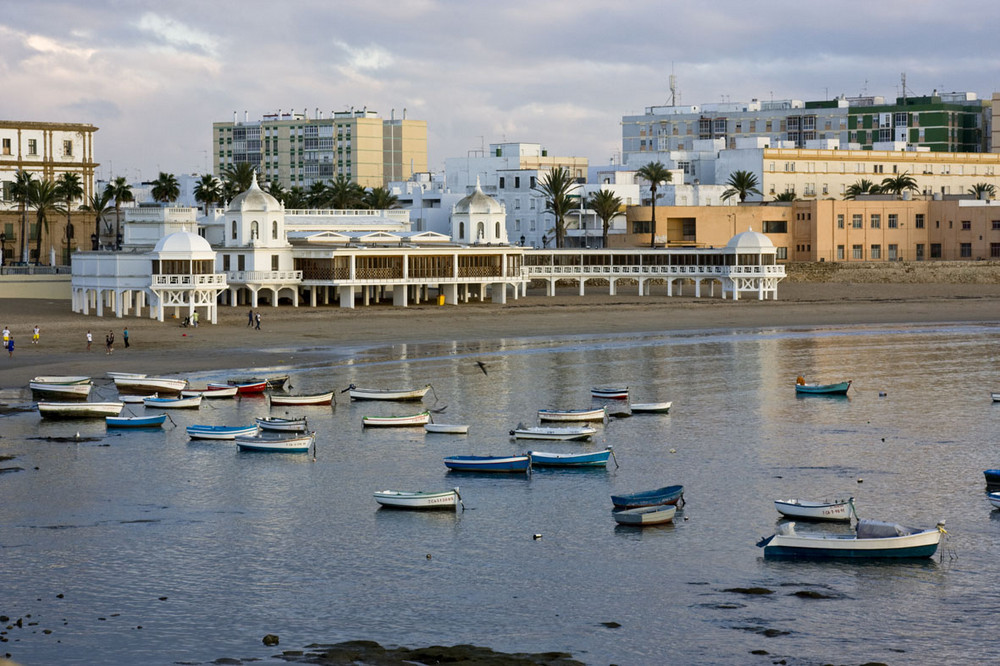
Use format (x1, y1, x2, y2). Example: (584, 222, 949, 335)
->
(164, 413, 178, 429)
(608, 445, 619, 469)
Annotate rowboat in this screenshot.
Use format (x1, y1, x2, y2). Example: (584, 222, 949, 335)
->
(443, 455, 531, 473)
(794, 379, 852, 395)
(510, 425, 596, 441)
(38, 401, 124, 419)
(630, 401, 672, 414)
(992, 392, 1000, 402)
(30, 381, 93, 399)
(612, 505, 677, 526)
(186, 424, 259, 440)
(424, 423, 470, 434)
(255, 416, 309, 432)
(347, 384, 431, 401)
(373, 488, 463, 510)
(775, 497, 855, 522)
(229, 375, 289, 390)
(235, 431, 315, 453)
(114, 376, 188, 395)
(537, 407, 607, 422)
(985, 469, 1000, 487)
(215, 380, 267, 395)
(183, 385, 238, 398)
(106, 414, 167, 428)
(31, 375, 91, 385)
(591, 386, 629, 400)
(143, 395, 202, 409)
(362, 411, 431, 427)
(106, 372, 147, 380)
(988, 492, 1000, 509)
(611, 485, 685, 510)
(121, 393, 156, 404)
(759, 519, 946, 559)
(269, 391, 335, 406)
(527, 448, 613, 468)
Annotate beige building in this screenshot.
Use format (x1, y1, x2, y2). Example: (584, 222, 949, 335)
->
(213, 109, 427, 190)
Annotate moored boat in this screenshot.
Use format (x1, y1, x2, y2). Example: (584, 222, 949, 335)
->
(191, 385, 239, 398)
(985, 469, 1000, 488)
(235, 431, 315, 453)
(794, 378, 852, 395)
(759, 519, 946, 559)
(31, 375, 91, 385)
(611, 485, 685, 509)
(362, 411, 431, 427)
(591, 386, 629, 400)
(216, 380, 267, 395)
(988, 492, 1000, 509)
(443, 455, 531, 473)
(228, 374, 289, 390)
(38, 401, 124, 419)
(612, 505, 677, 526)
(527, 448, 613, 468)
(106, 372, 147, 380)
(114, 376, 188, 395)
(186, 424, 259, 440)
(255, 416, 309, 432)
(143, 395, 202, 409)
(347, 384, 431, 401)
(29, 381, 93, 399)
(630, 401, 673, 413)
(775, 497, 855, 522)
(510, 425, 596, 441)
(992, 392, 1000, 402)
(424, 423, 470, 434)
(120, 393, 156, 404)
(373, 488, 463, 510)
(106, 414, 167, 428)
(537, 407, 607, 422)
(269, 391, 335, 406)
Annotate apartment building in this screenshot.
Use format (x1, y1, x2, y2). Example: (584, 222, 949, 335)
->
(213, 109, 427, 190)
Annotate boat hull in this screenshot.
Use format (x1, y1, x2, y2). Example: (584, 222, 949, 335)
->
(985, 469, 1000, 487)
(373, 489, 460, 510)
(762, 529, 942, 559)
(106, 414, 167, 428)
(115, 377, 188, 395)
(794, 380, 852, 395)
(630, 402, 672, 413)
(538, 408, 606, 422)
(362, 412, 431, 427)
(611, 485, 684, 509)
(31, 375, 91, 385)
(424, 424, 470, 434)
(511, 426, 596, 441)
(229, 375, 289, 390)
(256, 417, 309, 432)
(30, 382, 93, 399)
(349, 385, 430, 401)
(187, 425, 259, 440)
(235, 433, 314, 453)
(269, 392, 334, 406)
(989, 492, 1000, 509)
(443, 455, 530, 472)
(38, 402, 124, 419)
(613, 505, 677, 526)
(144, 396, 202, 409)
(218, 381, 267, 394)
(184, 386, 238, 398)
(528, 449, 612, 467)
(775, 498, 854, 522)
(591, 386, 629, 400)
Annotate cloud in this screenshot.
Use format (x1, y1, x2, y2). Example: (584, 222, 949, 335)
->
(134, 12, 219, 57)
(333, 41, 395, 71)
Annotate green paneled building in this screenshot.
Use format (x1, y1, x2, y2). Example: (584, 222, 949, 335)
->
(848, 94, 988, 153)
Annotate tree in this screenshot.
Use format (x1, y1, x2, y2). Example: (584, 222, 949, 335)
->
(55, 172, 84, 264)
(362, 186, 399, 210)
(636, 161, 672, 248)
(879, 172, 918, 198)
(721, 170, 762, 203)
(773, 191, 797, 202)
(11, 170, 34, 263)
(969, 182, 996, 200)
(150, 172, 180, 203)
(265, 180, 287, 204)
(844, 178, 881, 199)
(193, 174, 223, 216)
(586, 189, 624, 249)
(328, 174, 364, 209)
(81, 189, 114, 249)
(283, 186, 308, 209)
(104, 176, 133, 250)
(533, 166, 578, 248)
(307, 181, 331, 208)
(27, 179, 64, 265)
(221, 162, 256, 194)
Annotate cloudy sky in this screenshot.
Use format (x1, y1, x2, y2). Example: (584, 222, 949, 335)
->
(3, 1, 998, 182)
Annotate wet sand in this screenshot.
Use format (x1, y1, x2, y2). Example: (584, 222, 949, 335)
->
(2, 282, 999, 388)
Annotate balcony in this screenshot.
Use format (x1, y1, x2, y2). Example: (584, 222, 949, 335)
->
(152, 273, 228, 287)
(227, 270, 303, 284)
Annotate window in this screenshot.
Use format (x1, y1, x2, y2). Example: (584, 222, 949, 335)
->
(852, 214, 863, 229)
(870, 214, 880, 229)
(870, 244, 881, 259)
(237, 254, 246, 271)
(775, 247, 787, 260)
(495, 222, 501, 237)
(272, 221, 278, 239)
(961, 220, 971, 230)
(499, 177, 505, 189)
(763, 220, 787, 233)
(916, 244, 925, 260)
(837, 245, 845, 260)
(530, 176, 536, 188)
(960, 243, 972, 258)
(271, 255, 279, 270)
(250, 221, 258, 240)
(837, 214, 845, 229)
(27, 139, 37, 155)
(993, 220, 1000, 230)
(852, 244, 863, 259)
(222, 254, 230, 271)
(514, 176, 520, 188)
(992, 243, 1000, 258)
(888, 214, 898, 229)
(2, 138, 10, 155)
(888, 244, 898, 261)
(231, 221, 237, 239)
(63, 140, 73, 156)
(915, 214, 925, 229)
(632, 220, 652, 234)
(930, 243, 942, 258)
(459, 222, 465, 239)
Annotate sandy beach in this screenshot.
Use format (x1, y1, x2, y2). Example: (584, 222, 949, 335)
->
(2, 281, 1000, 388)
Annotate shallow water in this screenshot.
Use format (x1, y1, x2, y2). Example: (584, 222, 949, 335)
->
(2, 322, 1000, 665)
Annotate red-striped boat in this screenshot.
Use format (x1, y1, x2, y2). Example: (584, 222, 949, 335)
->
(209, 380, 266, 395)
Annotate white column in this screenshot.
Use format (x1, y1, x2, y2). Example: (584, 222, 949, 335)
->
(578, 278, 585, 296)
(339, 285, 355, 309)
(444, 283, 458, 305)
(393, 284, 408, 307)
(492, 283, 507, 304)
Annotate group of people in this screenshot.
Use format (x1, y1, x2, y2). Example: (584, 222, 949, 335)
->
(85, 328, 130, 353)
(2, 324, 42, 358)
(247, 308, 262, 330)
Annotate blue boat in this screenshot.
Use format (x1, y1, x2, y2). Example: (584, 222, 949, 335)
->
(443, 455, 530, 473)
(759, 519, 946, 560)
(106, 414, 167, 428)
(527, 448, 613, 468)
(794, 379, 852, 395)
(187, 424, 259, 440)
(611, 484, 684, 509)
(985, 469, 1000, 487)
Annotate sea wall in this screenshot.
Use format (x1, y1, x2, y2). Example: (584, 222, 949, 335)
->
(0, 274, 71, 300)
(784, 261, 1000, 284)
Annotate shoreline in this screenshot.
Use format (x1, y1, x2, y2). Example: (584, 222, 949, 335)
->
(2, 282, 1000, 388)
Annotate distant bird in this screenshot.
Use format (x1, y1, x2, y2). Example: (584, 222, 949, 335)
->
(476, 361, 488, 376)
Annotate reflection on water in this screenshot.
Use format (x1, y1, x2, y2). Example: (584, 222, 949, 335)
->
(2, 322, 1000, 664)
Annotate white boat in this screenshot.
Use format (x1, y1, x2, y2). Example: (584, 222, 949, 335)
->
(537, 407, 607, 422)
(348, 384, 431, 401)
(988, 492, 1000, 509)
(269, 391, 335, 406)
(121, 393, 156, 404)
(992, 392, 1000, 402)
(373, 488, 463, 510)
(424, 423, 470, 434)
(612, 505, 678, 526)
(235, 432, 315, 453)
(774, 497, 855, 522)
(38, 401, 124, 419)
(256, 416, 309, 432)
(510, 425, 596, 441)
(114, 376, 188, 395)
(143, 395, 202, 409)
(182, 385, 239, 398)
(362, 411, 431, 427)
(631, 401, 673, 413)
(31, 375, 91, 385)
(106, 372, 147, 380)
(186, 424, 259, 440)
(760, 520, 946, 559)
(29, 381, 93, 399)
(591, 386, 629, 400)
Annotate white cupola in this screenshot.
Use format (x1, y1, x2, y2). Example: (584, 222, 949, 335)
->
(450, 177, 508, 245)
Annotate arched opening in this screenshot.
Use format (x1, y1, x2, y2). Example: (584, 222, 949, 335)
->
(272, 220, 278, 240)
(459, 222, 465, 239)
(495, 221, 501, 238)
(231, 220, 237, 239)
(477, 221, 485, 240)
(250, 221, 259, 240)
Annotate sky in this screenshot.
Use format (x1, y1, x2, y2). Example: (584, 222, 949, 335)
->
(3, 1, 999, 183)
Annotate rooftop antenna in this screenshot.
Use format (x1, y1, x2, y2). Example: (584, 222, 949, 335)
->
(669, 73, 677, 106)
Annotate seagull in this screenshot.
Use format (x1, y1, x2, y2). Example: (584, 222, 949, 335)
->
(476, 361, 488, 376)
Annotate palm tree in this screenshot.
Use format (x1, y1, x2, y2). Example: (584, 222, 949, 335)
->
(104, 176, 133, 250)
(81, 189, 114, 249)
(150, 172, 180, 203)
(844, 178, 881, 199)
(193, 174, 223, 216)
(879, 172, 918, 199)
(968, 182, 997, 200)
(284, 186, 308, 209)
(586, 189, 624, 249)
(265, 180, 287, 204)
(307, 181, 331, 209)
(11, 170, 34, 263)
(773, 192, 797, 202)
(27, 179, 64, 265)
(533, 166, 578, 248)
(221, 162, 256, 193)
(721, 170, 762, 203)
(55, 173, 84, 264)
(328, 174, 364, 209)
(362, 186, 399, 210)
(635, 161, 672, 248)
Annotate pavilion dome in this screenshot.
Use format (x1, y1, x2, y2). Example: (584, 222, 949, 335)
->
(726, 228, 774, 250)
(151, 231, 216, 260)
(227, 171, 282, 214)
(454, 180, 503, 215)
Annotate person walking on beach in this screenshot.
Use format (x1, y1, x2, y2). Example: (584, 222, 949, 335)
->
(192, 311, 199, 327)
(106, 330, 114, 355)
(86, 330, 92, 351)
(255, 312, 261, 330)
(247, 308, 254, 327)
(32, 325, 40, 344)
(2, 325, 9, 350)
(123, 327, 130, 349)
(7, 335, 13, 358)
